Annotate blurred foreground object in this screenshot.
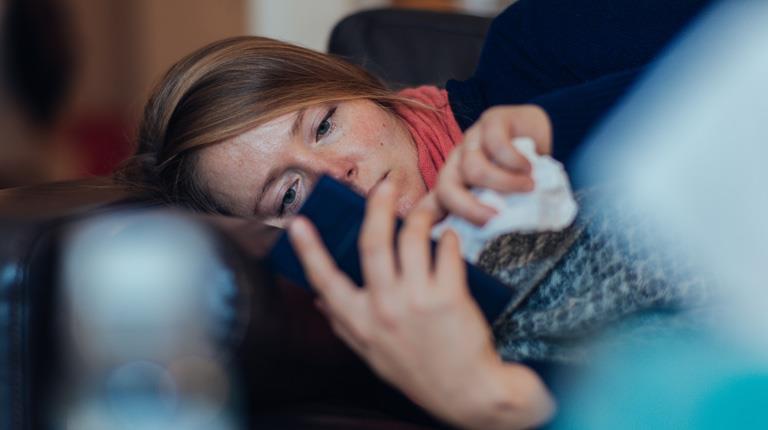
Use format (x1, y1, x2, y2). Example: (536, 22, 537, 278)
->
(59, 212, 250, 429)
(559, 1, 768, 427)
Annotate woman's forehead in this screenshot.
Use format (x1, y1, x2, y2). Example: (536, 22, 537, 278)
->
(227, 110, 300, 152)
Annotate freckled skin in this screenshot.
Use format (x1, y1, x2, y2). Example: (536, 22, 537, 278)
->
(197, 100, 428, 227)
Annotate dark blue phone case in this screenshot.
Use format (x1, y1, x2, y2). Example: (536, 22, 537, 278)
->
(267, 175, 514, 322)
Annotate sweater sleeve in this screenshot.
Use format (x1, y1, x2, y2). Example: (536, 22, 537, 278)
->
(447, 0, 712, 129)
(529, 68, 643, 169)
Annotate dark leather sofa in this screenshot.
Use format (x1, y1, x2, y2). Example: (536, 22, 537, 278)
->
(0, 8, 492, 430)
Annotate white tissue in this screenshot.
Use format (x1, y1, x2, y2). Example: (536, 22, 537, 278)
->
(431, 137, 578, 263)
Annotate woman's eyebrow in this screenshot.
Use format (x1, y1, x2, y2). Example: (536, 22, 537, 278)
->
(290, 108, 307, 137)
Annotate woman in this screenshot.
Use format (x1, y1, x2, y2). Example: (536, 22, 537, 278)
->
(123, 1, 713, 428)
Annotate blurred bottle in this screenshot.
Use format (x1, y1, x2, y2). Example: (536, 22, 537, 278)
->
(58, 211, 250, 429)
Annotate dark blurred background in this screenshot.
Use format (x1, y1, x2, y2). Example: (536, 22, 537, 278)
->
(0, 0, 513, 189)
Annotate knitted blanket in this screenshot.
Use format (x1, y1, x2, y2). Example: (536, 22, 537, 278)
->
(477, 190, 716, 363)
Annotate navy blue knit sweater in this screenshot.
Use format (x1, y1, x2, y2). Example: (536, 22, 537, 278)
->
(446, 0, 713, 172)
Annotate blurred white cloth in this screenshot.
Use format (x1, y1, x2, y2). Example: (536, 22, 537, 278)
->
(432, 137, 578, 263)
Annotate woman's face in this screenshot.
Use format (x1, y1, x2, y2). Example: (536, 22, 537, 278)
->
(197, 99, 427, 227)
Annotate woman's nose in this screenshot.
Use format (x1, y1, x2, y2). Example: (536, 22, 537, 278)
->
(331, 166, 357, 182)
(315, 155, 356, 181)
(303, 155, 362, 192)
(324, 163, 363, 194)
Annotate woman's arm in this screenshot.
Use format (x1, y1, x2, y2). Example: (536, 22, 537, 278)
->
(445, 0, 711, 183)
(431, 70, 640, 224)
(288, 182, 555, 429)
(436, 1, 712, 222)
(448, 0, 712, 128)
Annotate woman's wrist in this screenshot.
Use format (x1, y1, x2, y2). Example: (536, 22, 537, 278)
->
(454, 359, 556, 430)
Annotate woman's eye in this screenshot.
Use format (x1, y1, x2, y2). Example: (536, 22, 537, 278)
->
(283, 187, 296, 205)
(317, 119, 331, 137)
(315, 107, 336, 140)
(278, 182, 300, 217)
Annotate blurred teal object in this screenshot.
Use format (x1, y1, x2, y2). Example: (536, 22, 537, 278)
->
(104, 361, 177, 428)
(553, 337, 768, 429)
(560, 0, 768, 427)
(694, 373, 768, 429)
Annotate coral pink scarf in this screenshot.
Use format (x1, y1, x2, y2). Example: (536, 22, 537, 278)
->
(394, 86, 464, 189)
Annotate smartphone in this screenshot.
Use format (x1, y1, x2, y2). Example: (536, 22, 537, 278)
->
(267, 175, 514, 322)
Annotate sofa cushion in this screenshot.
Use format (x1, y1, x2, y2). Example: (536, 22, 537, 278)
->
(329, 8, 491, 88)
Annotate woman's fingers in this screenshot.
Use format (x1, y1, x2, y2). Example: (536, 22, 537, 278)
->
(431, 104, 556, 227)
(359, 180, 398, 287)
(480, 105, 553, 156)
(289, 216, 365, 322)
(414, 192, 446, 220)
(315, 299, 371, 357)
(436, 153, 497, 225)
(461, 142, 534, 193)
(398, 195, 444, 285)
(319, 302, 370, 355)
(480, 113, 532, 173)
(462, 114, 533, 192)
(435, 229, 466, 294)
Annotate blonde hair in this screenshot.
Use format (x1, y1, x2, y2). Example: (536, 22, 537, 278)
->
(120, 36, 417, 213)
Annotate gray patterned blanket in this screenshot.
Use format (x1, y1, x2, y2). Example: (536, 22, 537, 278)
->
(478, 190, 717, 363)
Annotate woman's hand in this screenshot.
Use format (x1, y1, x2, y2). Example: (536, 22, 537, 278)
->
(435, 104, 552, 225)
(288, 181, 554, 429)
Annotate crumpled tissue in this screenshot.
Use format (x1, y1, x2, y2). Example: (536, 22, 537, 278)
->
(431, 137, 578, 263)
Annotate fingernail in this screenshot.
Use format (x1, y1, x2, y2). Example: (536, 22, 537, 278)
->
(480, 207, 497, 225)
(443, 227, 459, 241)
(513, 156, 532, 174)
(525, 177, 535, 191)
